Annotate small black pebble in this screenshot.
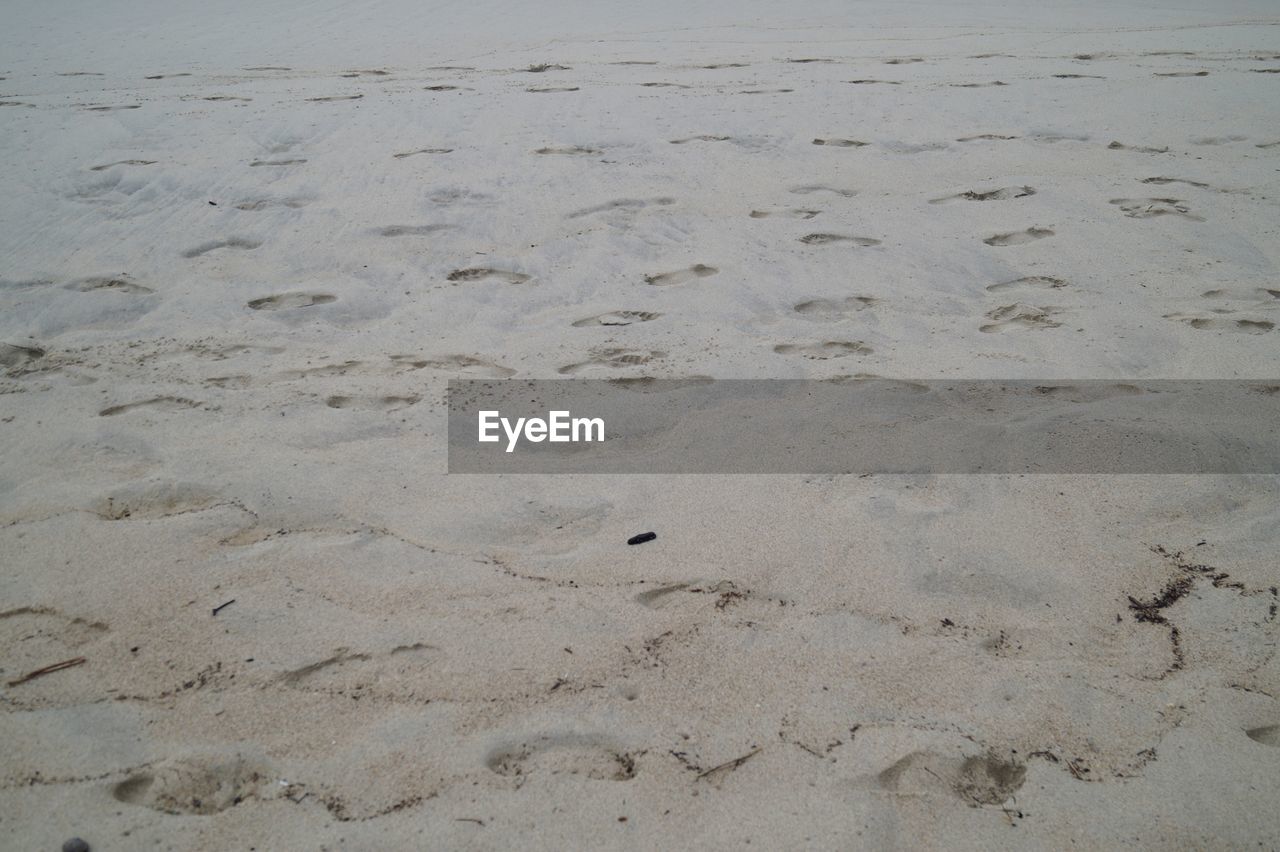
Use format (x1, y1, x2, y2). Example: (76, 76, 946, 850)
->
(208, 200, 217, 206)
(627, 532, 656, 546)
(63, 839, 90, 852)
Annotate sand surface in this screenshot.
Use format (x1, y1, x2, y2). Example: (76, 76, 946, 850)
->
(2, 1, 1279, 848)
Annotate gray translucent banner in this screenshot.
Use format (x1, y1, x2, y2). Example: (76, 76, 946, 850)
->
(447, 380, 1280, 474)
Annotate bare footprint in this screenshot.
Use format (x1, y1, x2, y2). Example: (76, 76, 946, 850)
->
(234, 198, 310, 211)
(878, 751, 1025, 807)
(1164, 314, 1273, 334)
(0, 343, 46, 371)
(391, 354, 516, 378)
(773, 341, 872, 359)
(669, 135, 731, 145)
(66, 276, 155, 295)
(393, 148, 453, 158)
(1108, 141, 1169, 154)
(956, 134, 1018, 142)
(89, 160, 156, 171)
(789, 185, 857, 198)
(1110, 198, 1202, 220)
(377, 224, 453, 237)
(326, 394, 420, 411)
(99, 397, 202, 417)
(91, 481, 223, 520)
(799, 234, 881, 246)
(486, 735, 636, 784)
(983, 227, 1053, 247)
(446, 268, 531, 284)
(572, 311, 661, 327)
(1246, 725, 1280, 746)
(247, 292, 336, 311)
(113, 754, 269, 815)
(182, 238, 261, 258)
(931, 186, 1035, 203)
(568, 197, 675, 218)
(749, 209, 820, 219)
(979, 304, 1062, 332)
(558, 349, 665, 374)
(645, 264, 718, 286)
(793, 296, 878, 320)
(1139, 177, 1210, 188)
(986, 276, 1067, 292)
(534, 146, 601, 155)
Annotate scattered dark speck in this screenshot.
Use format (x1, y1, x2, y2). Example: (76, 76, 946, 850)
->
(627, 531, 657, 546)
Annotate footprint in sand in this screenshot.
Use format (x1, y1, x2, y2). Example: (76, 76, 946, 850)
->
(234, 197, 311, 210)
(182, 238, 261, 258)
(306, 94, 363, 102)
(66, 276, 155, 295)
(799, 234, 881, 246)
(389, 354, 516, 378)
(1139, 177, 1210, 189)
(1110, 198, 1202, 220)
(377, 224, 453, 237)
(534, 146, 601, 155)
(326, 394, 420, 411)
(91, 481, 223, 520)
(0, 343, 46, 371)
(931, 186, 1035, 203)
(789, 185, 857, 198)
(89, 160, 157, 171)
(113, 754, 270, 815)
(812, 138, 868, 147)
(446, 268, 531, 284)
(485, 735, 637, 784)
(986, 276, 1068, 293)
(572, 310, 662, 327)
(793, 296, 878, 320)
(558, 349, 665, 374)
(956, 134, 1018, 142)
(749, 209, 820, 219)
(669, 135, 731, 145)
(568, 198, 675, 218)
(644, 264, 718, 286)
(979, 304, 1062, 332)
(247, 292, 336, 311)
(1163, 314, 1273, 334)
(99, 397, 203, 417)
(878, 751, 1025, 807)
(1247, 725, 1280, 746)
(773, 341, 872, 359)
(249, 158, 307, 167)
(983, 227, 1053, 247)
(1107, 141, 1168, 154)
(393, 148, 453, 158)
(526, 86, 579, 93)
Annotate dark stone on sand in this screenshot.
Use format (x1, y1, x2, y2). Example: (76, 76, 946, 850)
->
(62, 839, 90, 852)
(627, 532, 657, 546)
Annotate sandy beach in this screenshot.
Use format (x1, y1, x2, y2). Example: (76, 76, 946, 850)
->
(2, 0, 1279, 848)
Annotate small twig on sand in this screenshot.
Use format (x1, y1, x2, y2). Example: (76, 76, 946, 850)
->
(7, 656, 86, 686)
(212, 599, 236, 616)
(696, 747, 762, 781)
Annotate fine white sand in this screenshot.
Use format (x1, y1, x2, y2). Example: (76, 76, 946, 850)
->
(2, 1, 1279, 848)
